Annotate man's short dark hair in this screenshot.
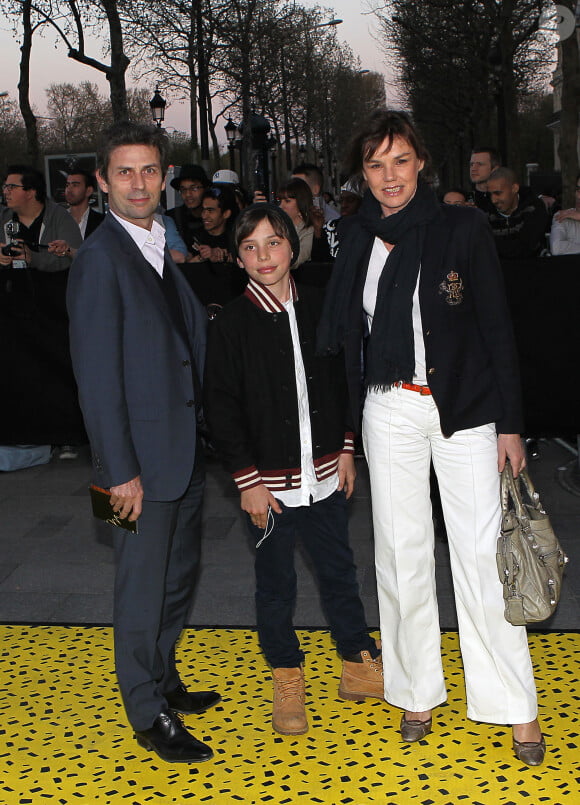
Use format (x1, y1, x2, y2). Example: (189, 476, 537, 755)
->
(471, 146, 501, 168)
(97, 122, 170, 181)
(203, 186, 238, 221)
(441, 187, 468, 203)
(489, 167, 518, 185)
(292, 162, 323, 188)
(5, 164, 46, 203)
(67, 168, 97, 192)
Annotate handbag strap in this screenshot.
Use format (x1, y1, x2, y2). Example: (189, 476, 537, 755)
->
(500, 461, 544, 524)
(500, 461, 527, 523)
(517, 467, 545, 515)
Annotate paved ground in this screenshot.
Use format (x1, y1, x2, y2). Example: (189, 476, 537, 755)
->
(0, 439, 579, 630)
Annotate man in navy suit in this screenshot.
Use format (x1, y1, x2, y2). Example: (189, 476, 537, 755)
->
(67, 123, 220, 763)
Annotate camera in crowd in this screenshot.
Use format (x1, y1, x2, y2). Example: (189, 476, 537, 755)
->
(1, 243, 23, 257)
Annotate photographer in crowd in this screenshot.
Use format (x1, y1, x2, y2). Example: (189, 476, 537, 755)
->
(0, 165, 82, 271)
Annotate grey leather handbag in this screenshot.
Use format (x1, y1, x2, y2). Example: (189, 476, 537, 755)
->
(497, 462, 568, 626)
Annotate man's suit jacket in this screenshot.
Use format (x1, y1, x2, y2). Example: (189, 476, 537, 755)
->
(84, 208, 105, 239)
(67, 212, 207, 500)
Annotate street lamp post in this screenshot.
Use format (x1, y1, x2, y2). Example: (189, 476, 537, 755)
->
(268, 134, 278, 192)
(149, 86, 166, 128)
(225, 117, 238, 170)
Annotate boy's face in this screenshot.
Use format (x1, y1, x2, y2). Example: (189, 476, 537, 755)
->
(237, 218, 293, 302)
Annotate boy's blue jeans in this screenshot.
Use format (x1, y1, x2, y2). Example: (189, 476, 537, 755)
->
(247, 489, 375, 668)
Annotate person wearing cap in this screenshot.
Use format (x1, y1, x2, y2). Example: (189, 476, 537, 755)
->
(212, 169, 248, 212)
(166, 164, 210, 253)
(339, 179, 364, 218)
(204, 203, 383, 738)
(212, 169, 239, 186)
(324, 178, 365, 259)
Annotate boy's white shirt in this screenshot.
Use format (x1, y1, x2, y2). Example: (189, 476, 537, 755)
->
(273, 296, 338, 507)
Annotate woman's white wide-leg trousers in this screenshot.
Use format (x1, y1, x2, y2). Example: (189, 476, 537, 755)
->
(362, 387, 538, 724)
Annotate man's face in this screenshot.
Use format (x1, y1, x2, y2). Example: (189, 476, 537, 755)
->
(488, 177, 519, 215)
(2, 174, 33, 213)
(65, 174, 92, 208)
(469, 152, 493, 186)
(97, 144, 164, 229)
(179, 179, 205, 211)
(201, 197, 230, 234)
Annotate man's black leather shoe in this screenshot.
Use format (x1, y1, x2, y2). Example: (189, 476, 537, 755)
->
(165, 683, 221, 714)
(134, 710, 213, 763)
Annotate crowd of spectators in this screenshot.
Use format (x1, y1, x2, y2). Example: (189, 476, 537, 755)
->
(4, 146, 574, 286)
(0, 142, 577, 468)
(441, 148, 579, 259)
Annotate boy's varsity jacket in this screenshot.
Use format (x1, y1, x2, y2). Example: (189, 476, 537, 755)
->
(204, 277, 355, 493)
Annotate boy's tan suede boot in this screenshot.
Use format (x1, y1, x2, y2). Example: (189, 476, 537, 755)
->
(272, 666, 308, 735)
(338, 648, 384, 701)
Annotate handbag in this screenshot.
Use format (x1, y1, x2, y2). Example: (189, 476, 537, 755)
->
(496, 461, 568, 626)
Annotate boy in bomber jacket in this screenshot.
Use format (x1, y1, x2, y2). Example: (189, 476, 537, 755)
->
(204, 204, 383, 735)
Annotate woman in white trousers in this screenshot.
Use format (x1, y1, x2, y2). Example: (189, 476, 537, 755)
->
(317, 110, 544, 765)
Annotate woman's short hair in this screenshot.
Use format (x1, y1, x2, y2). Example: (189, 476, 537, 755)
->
(345, 109, 431, 177)
(277, 177, 314, 227)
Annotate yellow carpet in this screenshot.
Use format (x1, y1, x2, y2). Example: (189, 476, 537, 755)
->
(0, 626, 578, 804)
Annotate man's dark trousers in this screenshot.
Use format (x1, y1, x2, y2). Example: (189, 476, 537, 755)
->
(113, 456, 204, 732)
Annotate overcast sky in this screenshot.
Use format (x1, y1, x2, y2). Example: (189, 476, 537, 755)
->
(0, 1, 391, 136)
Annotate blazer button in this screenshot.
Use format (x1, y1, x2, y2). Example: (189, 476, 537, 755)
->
(272, 314, 278, 322)
(284, 418, 292, 426)
(428, 368, 436, 375)
(186, 400, 195, 407)
(182, 359, 191, 367)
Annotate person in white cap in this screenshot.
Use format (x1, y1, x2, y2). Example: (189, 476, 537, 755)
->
(212, 169, 240, 185)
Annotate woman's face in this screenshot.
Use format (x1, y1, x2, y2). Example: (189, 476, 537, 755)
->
(279, 195, 301, 223)
(362, 135, 424, 217)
